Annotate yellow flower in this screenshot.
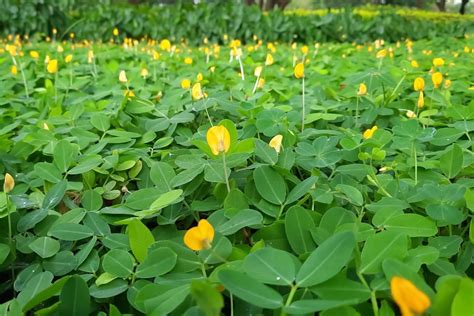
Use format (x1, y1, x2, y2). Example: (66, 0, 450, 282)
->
(119, 70, 128, 83)
(87, 50, 94, 63)
(113, 28, 119, 36)
(192, 83, 204, 100)
(444, 79, 452, 89)
(411, 60, 419, 68)
(432, 72, 443, 88)
(159, 39, 171, 51)
(210, 66, 216, 73)
(206, 125, 230, 156)
(376, 49, 387, 58)
(3, 173, 15, 193)
(265, 53, 274, 66)
(152, 50, 160, 60)
(65, 54, 73, 63)
(301, 45, 309, 55)
(257, 78, 265, 88)
(47, 59, 58, 74)
(184, 57, 193, 65)
(52, 28, 57, 35)
(57, 45, 64, 53)
(11, 65, 17, 75)
(183, 219, 215, 251)
(124, 90, 135, 98)
(432, 57, 444, 67)
(140, 68, 149, 78)
(363, 126, 378, 139)
(269, 135, 283, 153)
(357, 83, 367, 96)
(197, 73, 203, 82)
(69, 32, 75, 39)
(254, 66, 263, 77)
(181, 79, 191, 89)
(417, 91, 424, 109)
(30, 51, 39, 59)
(406, 110, 417, 119)
(391, 276, 430, 316)
(413, 77, 425, 92)
(294, 63, 304, 79)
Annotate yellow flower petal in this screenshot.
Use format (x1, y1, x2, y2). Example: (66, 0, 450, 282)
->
(294, 62, 304, 79)
(183, 219, 215, 251)
(391, 276, 430, 316)
(413, 77, 425, 92)
(4, 173, 15, 193)
(206, 125, 231, 155)
(269, 135, 283, 153)
(47, 59, 58, 74)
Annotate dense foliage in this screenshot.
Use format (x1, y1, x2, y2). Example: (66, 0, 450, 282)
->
(0, 1, 473, 43)
(0, 32, 473, 315)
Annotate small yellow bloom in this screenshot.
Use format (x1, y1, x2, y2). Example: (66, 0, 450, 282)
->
(363, 126, 378, 139)
(432, 57, 444, 67)
(140, 68, 149, 78)
(69, 32, 75, 39)
(152, 50, 160, 60)
(11, 65, 17, 75)
(192, 83, 204, 100)
(265, 53, 274, 66)
(254, 66, 263, 77)
(184, 57, 193, 65)
(357, 83, 367, 96)
(181, 79, 191, 89)
(113, 28, 119, 36)
(257, 78, 265, 88)
(183, 219, 215, 251)
(197, 73, 203, 82)
(417, 91, 424, 109)
(269, 135, 283, 153)
(210, 66, 216, 73)
(43, 122, 50, 130)
(52, 28, 57, 35)
(57, 45, 64, 53)
(432, 72, 443, 89)
(3, 173, 15, 193)
(159, 39, 171, 51)
(30, 51, 39, 59)
(47, 59, 58, 74)
(413, 77, 425, 92)
(65, 54, 73, 63)
(411, 60, 419, 68)
(376, 49, 387, 58)
(406, 110, 417, 119)
(294, 63, 304, 79)
(301, 45, 309, 55)
(391, 276, 430, 316)
(444, 79, 452, 89)
(124, 90, 135, 98)
(119, 70, 128, 83)
(206, 125, 230, 156)
(87, 50, 94, 63)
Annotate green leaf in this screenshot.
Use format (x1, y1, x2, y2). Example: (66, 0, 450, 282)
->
(134, 189, 183, 217)
(451, 278, 474, 316)
(286, 176, 316, 205)
(384, 214, 437, 237)
(42, 180, 68, 210)
(336, 184, 363, 206)
(296, 231, 355, 287)
(81, 190, 103, 212)
(254, 139, 278, 165)
(28, 237, 60, 258)
(285, 206, 317, 255)
(218, 209, 263, 235)
(439, 144, 463, 178)
(253, 165, 287, 205)
(102, 249, 135, 278)
(204, 161, 230, 183)
(425, 204, 464, 225)
(218, 269, 283, 309)
(58, 276, 90, 316)
(125, 188, 162, 210)
(91, 113, 110, 132)
(127, 219, 155, 263)
(432, 275, 462, 316)
(17, 272, 54, 308)
(0, 243, 10, 265)
(243, 247, 296, 285)
(48, 223, 94, 241)
(53, 140, 78, 173)
(285, 299, 361, 314)
(190, 280, 224, 316)
(89, 279, 128, 299)
(135, 247, 177, 278)
(34, 163, 62, 183)
(22, 276, 71, 312)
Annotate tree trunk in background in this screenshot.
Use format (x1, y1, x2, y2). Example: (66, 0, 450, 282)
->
(436, 0, 446, 11)
(416, 0, 423, 9)
(246, 0, 256, 5)
(460, 0, 470, 14)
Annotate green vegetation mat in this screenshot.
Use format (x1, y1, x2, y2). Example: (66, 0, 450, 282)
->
(0, 35, 473, 315)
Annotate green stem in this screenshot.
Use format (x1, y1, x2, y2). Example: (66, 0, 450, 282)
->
(301, 76, 305, 133)
(413, 143, 418, 186)
(6, 195, 15, 297)
(281, 285, 298, 316)
(276, 203, 285, 220)
(222, 153, 230, 193)
(355, 96, 360, 127)
(355, 244, 378, 316)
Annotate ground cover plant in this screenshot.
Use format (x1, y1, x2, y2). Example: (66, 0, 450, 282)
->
(0, 32, 473, 315)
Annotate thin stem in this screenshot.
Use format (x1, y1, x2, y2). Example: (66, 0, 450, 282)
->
(355, 96, 360, 127)
(17, 59, 29, 99)
(230, 294, 234, 316)
(6, 195, 15, 297)
(252, 74, 260, 94)
(276, 203, 285, 220)
(222, 153, 230, 193)
(413, 143, 418, 186)
(301, 76, 305, 132)
(280, 285, 298, 316)
(238, 56, 245, 81)
(54, 72, 58, 103)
